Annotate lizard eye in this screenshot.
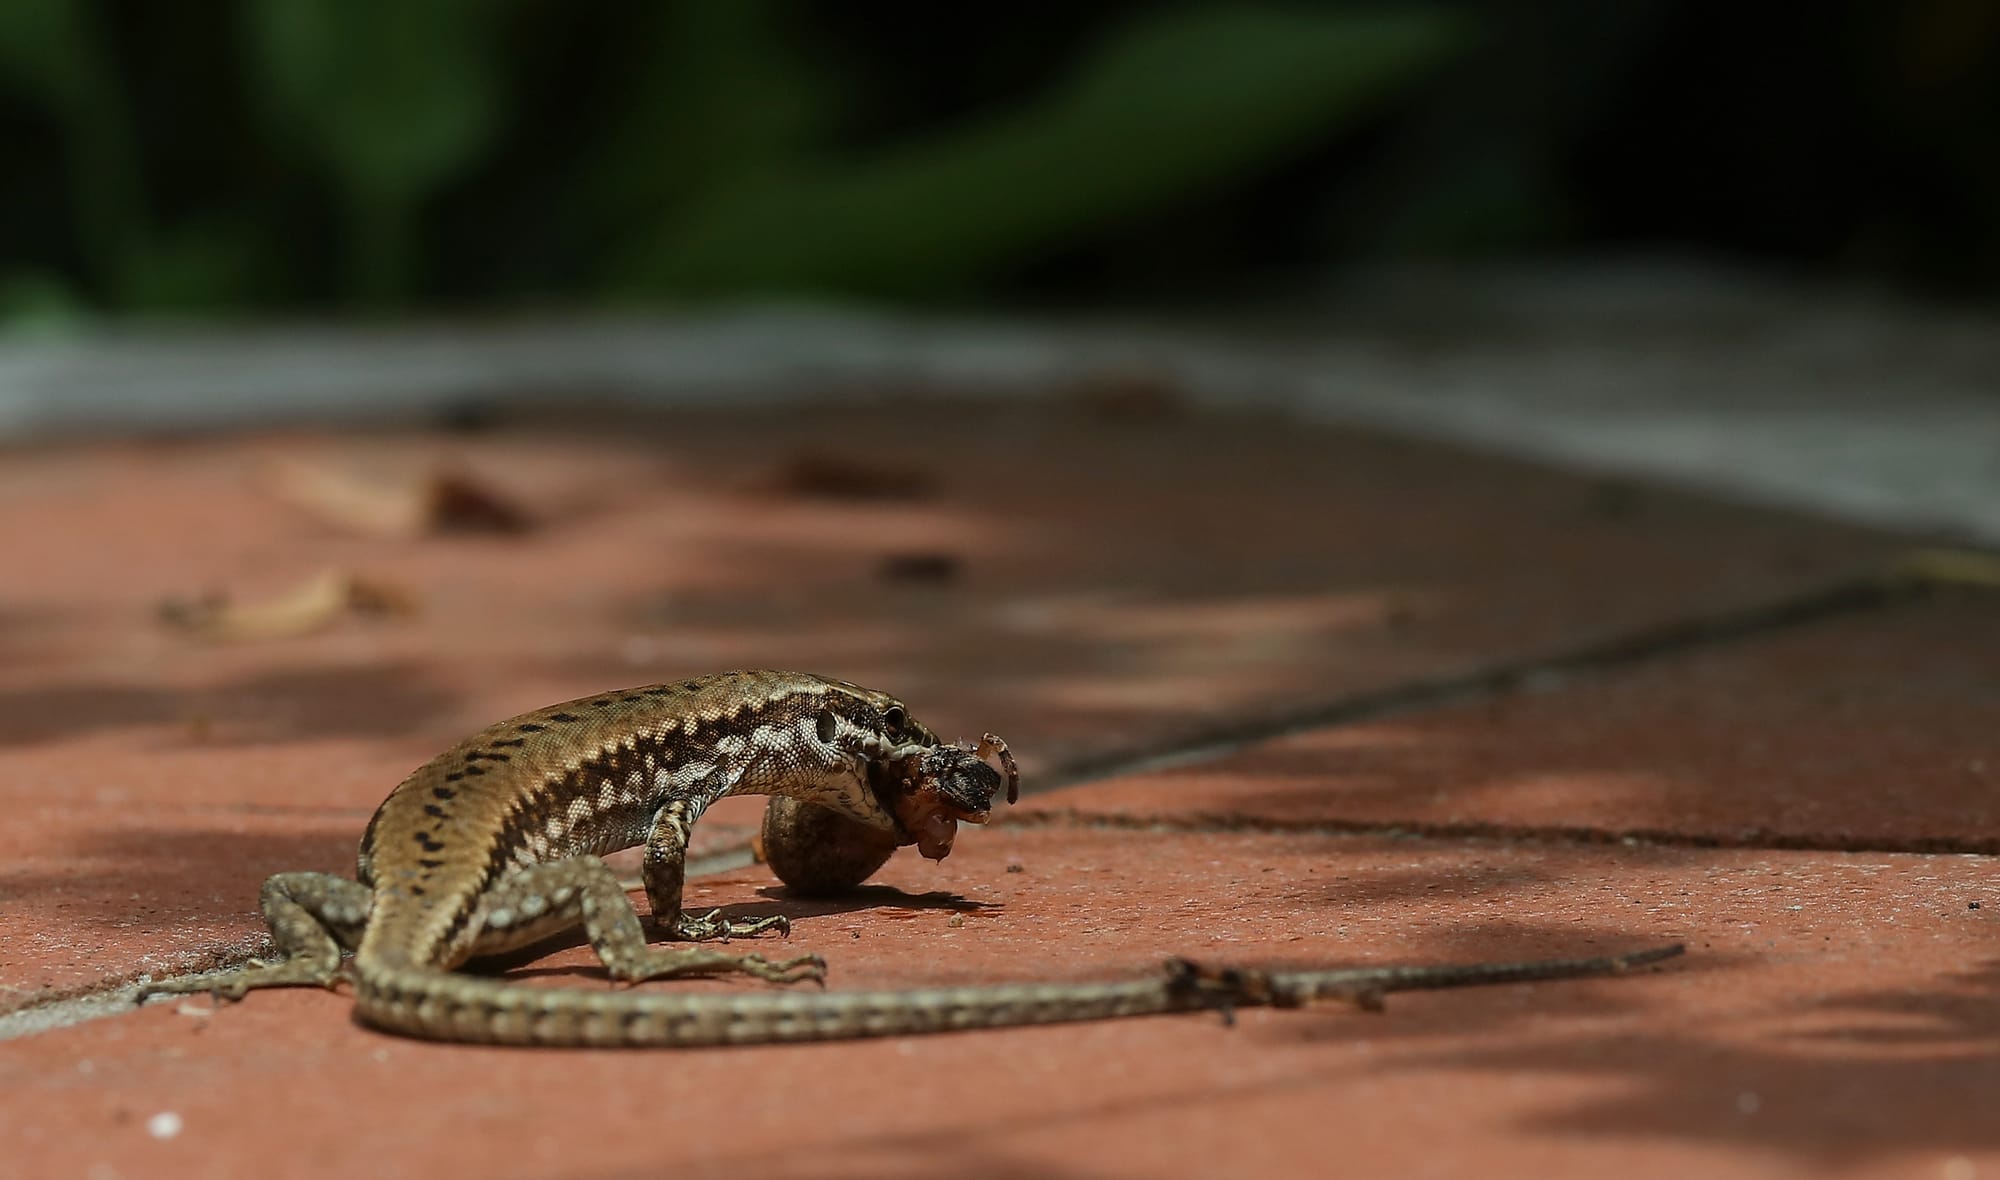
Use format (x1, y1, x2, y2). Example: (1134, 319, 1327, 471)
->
(882, 705, 907, 737)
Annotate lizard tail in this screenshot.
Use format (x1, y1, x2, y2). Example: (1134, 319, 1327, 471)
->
(349, 943, 1683, 1048)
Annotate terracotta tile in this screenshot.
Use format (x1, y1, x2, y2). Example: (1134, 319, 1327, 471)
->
(1025, 595, 2000, 847)
(1, 826, 1991, 1180)
(0, 405, 1891, 1002)
(0, 405, 1890, 768)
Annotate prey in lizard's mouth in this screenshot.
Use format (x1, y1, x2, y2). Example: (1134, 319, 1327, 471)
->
(869, 734, 1020, 861)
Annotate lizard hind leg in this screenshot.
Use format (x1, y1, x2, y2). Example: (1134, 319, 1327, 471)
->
(474, 856, 825, 986)
(136, 872, 370, 1002)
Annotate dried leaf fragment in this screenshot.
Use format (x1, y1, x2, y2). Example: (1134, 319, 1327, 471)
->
(267, 459, 532, 537)
(427, 471, 535, 534)
(877, 551, 960, 584)
(766, 452, 934, 501)
(159, 571, 418, 641)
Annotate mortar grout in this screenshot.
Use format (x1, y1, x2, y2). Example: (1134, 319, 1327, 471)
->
(1031, 549, 1998, 798)
(999, 807, 2000, 858)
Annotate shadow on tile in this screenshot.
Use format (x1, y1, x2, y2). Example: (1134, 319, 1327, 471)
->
(0, 662, 459, 747)
(0, 827, 357, 928)
(1262, 935, 2000, 1161)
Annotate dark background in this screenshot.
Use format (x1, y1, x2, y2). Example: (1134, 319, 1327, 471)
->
(3, 0, 1997, 321)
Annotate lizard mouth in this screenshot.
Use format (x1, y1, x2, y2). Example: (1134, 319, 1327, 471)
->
(867, 745, 1008, 861)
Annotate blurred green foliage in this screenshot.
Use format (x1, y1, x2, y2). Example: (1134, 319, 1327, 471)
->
(1, 2, 1997, 319)
(245, 0, 509, 301)
(619, 8, 1460, 298)
(0, 1, 1464, 315)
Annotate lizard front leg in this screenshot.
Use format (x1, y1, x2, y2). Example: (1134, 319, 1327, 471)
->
(136, 872, 371, 1001)
(643, 795, 790, 941)
(474, 857, 823, 985)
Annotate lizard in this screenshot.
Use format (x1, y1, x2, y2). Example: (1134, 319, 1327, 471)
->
(136, 669, 1684, 1047)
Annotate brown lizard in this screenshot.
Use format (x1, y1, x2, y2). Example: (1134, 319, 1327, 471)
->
(137, 670, 1683, 1046)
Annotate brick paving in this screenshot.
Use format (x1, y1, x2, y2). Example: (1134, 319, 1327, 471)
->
(2, 399, 1991, 1179)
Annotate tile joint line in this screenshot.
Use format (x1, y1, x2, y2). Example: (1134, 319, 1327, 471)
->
(1026, 547, 2000, 858)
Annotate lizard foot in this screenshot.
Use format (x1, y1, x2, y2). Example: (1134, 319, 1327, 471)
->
(670, 908, 792, 942)
(1161, 957, 1386, 1012)
(610, 946, 827, 987)
(735, 952, 828, 986)
(1164, 958, 1282, 1007)
(135, 957, 343, 1004)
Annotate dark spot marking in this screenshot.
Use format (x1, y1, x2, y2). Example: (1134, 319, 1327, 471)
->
(464, 766, 487, 777)
(409, 885, 426, 896)
(518, 723, 546, 732)
(550, 713, 580, 723)
(418, 858, 444, 869)
(492, 737, 526, 747)
(445, 772, 465, 782)
(423, 804, 446, 818)
(592, 699, 614, 708)
(484, 752, 511, 763)
(414, 833, 446, 852)
(432, 786, 457, 800)
(621, 695, 643, 704)
(816, 709, 837, 743)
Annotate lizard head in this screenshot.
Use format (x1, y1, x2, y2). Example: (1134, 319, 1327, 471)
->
(805, 680, 1016, 857)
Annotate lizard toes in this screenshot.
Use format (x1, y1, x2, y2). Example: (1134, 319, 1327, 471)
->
(750, 953, 826, 985)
